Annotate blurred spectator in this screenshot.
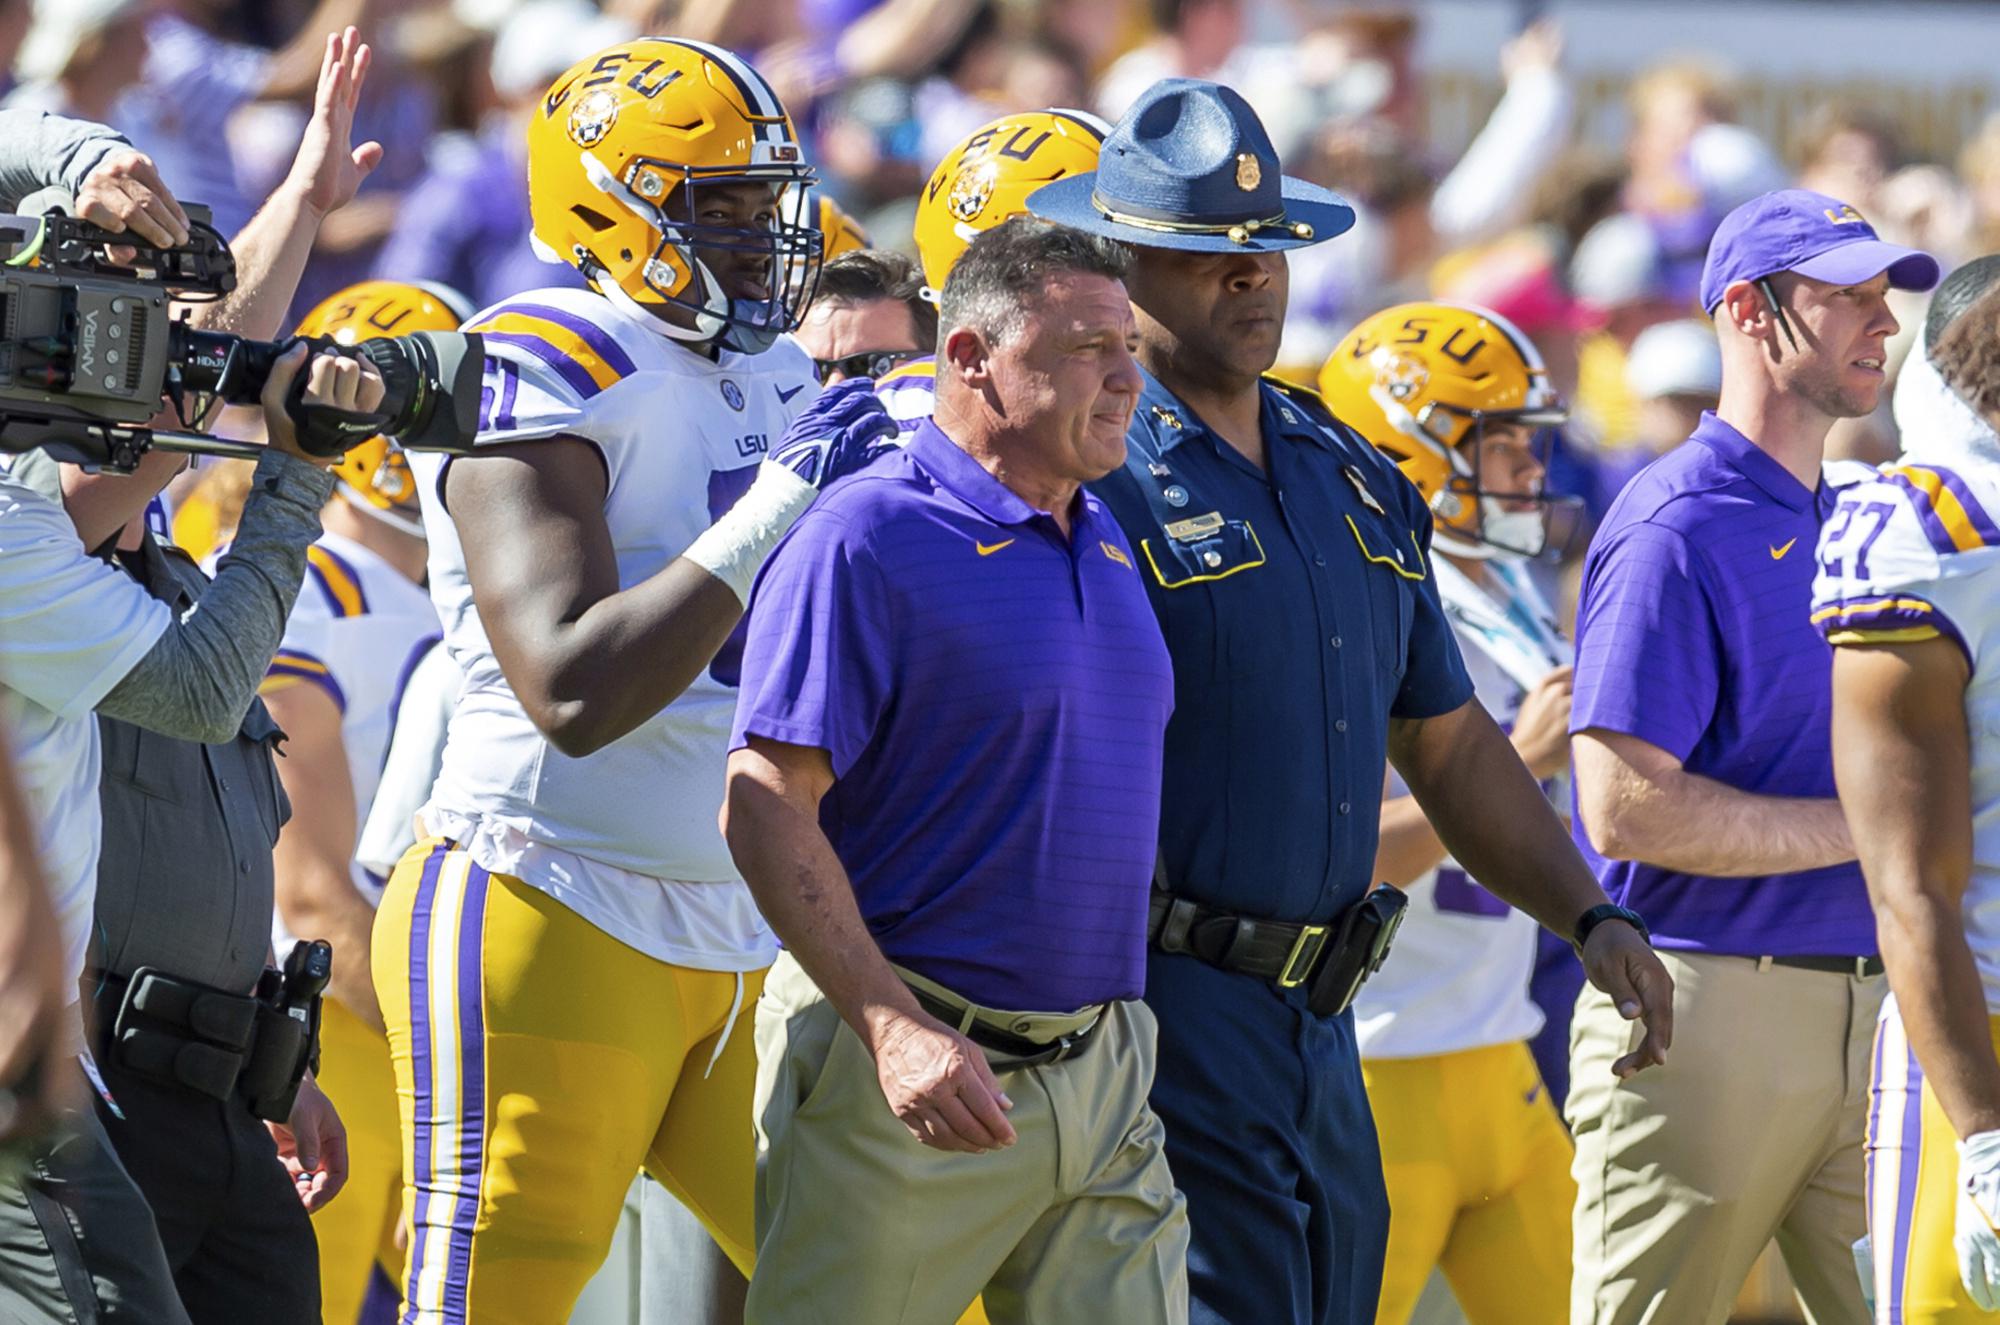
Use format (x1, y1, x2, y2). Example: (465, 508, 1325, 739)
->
(121, 0, 378, 235)
(1282, 21, 1579, 379)
(1623, 58, 1784, 307)
(1793, 100, 1901, 217)
(7, 0, 150, 126)
(1963, 112, 2000, 256)
(1095, 0, 1298, 143)
(1626, 319, 1722, 448)
(792, 249, 936, 383)
(374, 0, 625, 307)
(1569, 212, 1678, 452)
(1428, 20, 1573, 252)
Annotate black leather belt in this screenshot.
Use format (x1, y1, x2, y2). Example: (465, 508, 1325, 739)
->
(1765, 955, 1885, 978)
(1146, 892, 1335, 987)
(906, 987, 1102, 1067)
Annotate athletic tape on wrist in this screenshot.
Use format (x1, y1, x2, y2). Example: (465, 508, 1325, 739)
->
(681, 460, 816, 604)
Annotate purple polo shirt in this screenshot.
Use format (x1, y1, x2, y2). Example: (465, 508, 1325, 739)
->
(1570, 411, 1872, 955)
(731, 421, 1174, 1010)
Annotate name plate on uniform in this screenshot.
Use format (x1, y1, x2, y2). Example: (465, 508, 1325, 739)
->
(1164, 511, 1225, 542)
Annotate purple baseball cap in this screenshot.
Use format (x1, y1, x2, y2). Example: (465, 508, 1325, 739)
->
(1698, 189, 1939, 313)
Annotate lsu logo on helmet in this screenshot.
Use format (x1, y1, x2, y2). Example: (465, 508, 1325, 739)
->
(529, 38, 821, 354)
(294, 279, 473, 535)
(915, 109, 1108, 293)
(1320, 301, 1570, 558)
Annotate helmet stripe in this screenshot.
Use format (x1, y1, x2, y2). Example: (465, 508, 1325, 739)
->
(662, 38, 783, 144)
(1048, 108, 1111, 142)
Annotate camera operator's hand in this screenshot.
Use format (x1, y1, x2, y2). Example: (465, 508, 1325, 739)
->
(285, 27, 382, 222)
(261, 342, 386, 467)
(75, 148, 189, 249)
(270, 1074, 348, 1213)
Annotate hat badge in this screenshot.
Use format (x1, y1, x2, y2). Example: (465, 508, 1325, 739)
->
(1234, 153, 1262, 192)
(1823, 204, 1866, 225)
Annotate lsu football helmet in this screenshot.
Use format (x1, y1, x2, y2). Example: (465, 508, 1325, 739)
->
(818, 195, 871, 259)
(1321, 301, 1571, 559)
(914, 108, 1108, 294)
(528, 37, 820, 353)
(294, 279, 474, 536)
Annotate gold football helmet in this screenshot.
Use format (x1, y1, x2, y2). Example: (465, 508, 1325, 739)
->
(914, 109, 1108, 293)
(1321, 301, 1570, 558)
(818, 195, 871, 259)
(528, 37, 820, 352)
(293, 280, 473, 535)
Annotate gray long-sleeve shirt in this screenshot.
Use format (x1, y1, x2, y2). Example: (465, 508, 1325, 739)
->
(0, 108, 135, 213)
(12, 450, 336, 741)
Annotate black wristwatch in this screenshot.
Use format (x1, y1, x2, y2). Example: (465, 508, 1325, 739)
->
(1573, 903, 1650, 956)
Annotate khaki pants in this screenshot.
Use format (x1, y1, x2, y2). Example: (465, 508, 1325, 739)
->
(1568, 951, 1884, 1325)
(748, 952, 1190, 1325)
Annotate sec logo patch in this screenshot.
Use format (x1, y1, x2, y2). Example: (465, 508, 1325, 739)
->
(721, 380, 745, 411)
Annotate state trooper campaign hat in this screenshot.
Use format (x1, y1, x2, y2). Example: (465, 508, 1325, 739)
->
(1026, 78, 1355, 253)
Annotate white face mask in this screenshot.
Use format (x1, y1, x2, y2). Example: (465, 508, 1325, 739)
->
(1476, 497, 1546, 559)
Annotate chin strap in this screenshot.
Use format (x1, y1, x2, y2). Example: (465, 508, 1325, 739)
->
(338, 484, 426, 539)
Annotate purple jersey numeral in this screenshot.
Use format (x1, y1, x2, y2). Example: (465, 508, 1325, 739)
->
(477, 356, 518, 432)
(704, 464, 762, 687)
(1852, 501, 1896, 580)
(1434, 868, 1512, 918)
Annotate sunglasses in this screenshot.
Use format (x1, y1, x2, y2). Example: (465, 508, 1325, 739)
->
(814, 348, 926, 383)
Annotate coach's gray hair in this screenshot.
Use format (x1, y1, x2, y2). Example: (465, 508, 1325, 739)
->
(936, 217, 1130, 352)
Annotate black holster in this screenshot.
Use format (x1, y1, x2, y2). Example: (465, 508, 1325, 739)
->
(95, 962, 323, 1123)
(1304, 887, 1408, 1017)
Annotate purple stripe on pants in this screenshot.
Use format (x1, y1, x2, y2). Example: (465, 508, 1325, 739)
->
(400, 843, 450, 1325)
(1888, 1038, 1925, 1323)
(441, 863, 492, 1321)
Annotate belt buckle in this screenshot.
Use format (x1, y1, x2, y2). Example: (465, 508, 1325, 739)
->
(1277, 924, 1330, 988)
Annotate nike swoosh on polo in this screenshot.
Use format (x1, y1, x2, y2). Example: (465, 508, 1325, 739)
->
(1770, 537, 1798, 560)
(776, 383, 806, 403)
(1524, 1083, 1542, 1105)
(976, 539, 1015, 556)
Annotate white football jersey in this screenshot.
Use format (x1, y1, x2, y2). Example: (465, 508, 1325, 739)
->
(874, 355, 938, 434)
(410, 287, 818, 960)
(264, 530, 439, 953)
(1355, 556, 1568, 1059)
(1813, 457, 2000, 1012)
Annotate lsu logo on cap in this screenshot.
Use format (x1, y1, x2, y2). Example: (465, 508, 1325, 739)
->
(1824, 204, 1867, 225)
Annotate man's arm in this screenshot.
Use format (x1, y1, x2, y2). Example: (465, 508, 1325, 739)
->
(188, 26, 380, 341)
(444, 380, 889, 756)
(1391, 697, 1672, 1075)
(93, 348, 376, 742)
(1832, 637, 1999, 1137)
(723, 736, 1017, 1153)
(444, 440, 747, 757)
(1573, 728, 1855, 876)
(57, 29, 381, 553)
(0, 736, 76, 1142)
(262, 683, 382, 1033)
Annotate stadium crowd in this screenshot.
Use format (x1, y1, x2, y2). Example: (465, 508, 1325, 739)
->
(0, 1, 1997, 1324)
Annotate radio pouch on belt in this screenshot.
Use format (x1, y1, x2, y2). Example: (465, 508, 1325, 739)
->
(1307, 886, 1409, 1018)
(240, 939, 331, 1123)
(108, 967, 259, 1101)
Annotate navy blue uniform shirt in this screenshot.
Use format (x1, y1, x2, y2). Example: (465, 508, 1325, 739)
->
(1089, 370, 1473, 925)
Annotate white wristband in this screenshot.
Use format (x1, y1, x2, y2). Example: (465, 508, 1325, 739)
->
(681, 460, 816, 604)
